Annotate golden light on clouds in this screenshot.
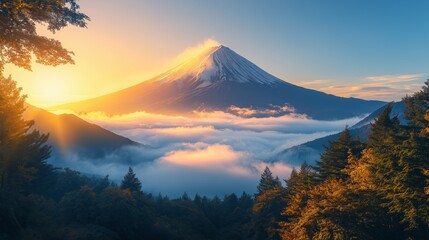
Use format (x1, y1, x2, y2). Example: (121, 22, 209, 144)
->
(159, 143, 258, 176)
(172, 38, 221, 66)
(162, 143, 243, 167)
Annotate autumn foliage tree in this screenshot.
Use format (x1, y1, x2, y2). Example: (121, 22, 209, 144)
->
(253, 166, 284, 240)
(277, 83, 429, 239)
(367, 82, 429, 234)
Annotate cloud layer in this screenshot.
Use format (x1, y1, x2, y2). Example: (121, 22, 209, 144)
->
(50, 110, 363, 197)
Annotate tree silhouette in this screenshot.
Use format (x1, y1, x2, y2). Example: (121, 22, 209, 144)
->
(0, 76, 52, 193)
(0, 0, 89, 72)
(0, 75, 53, 236)
(120, 167, 142, 193)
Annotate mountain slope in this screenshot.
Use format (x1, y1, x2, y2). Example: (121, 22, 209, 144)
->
(50, 45, 385, 120)
(279, 101, 407, 165)
(24, 104, 140, 158)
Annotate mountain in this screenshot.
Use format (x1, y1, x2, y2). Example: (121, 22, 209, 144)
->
(351, 101, 407, 128)
(50, 45, 385, 120)
(279, 101, 407, 165)
(24, 104, 140, 159)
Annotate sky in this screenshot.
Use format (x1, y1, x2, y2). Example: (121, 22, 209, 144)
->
(4, 0, 429, 106)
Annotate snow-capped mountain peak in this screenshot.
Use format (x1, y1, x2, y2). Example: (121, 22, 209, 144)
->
(50, 44, 385, 120)
(152, 45, 284, 88)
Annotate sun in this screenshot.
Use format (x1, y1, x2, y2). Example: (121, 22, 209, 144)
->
(33, 73, 71, 107)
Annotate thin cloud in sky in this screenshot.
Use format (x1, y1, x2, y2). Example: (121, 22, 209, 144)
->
(296, 79, 332, 87)
(365, 74, 423, 83)
(306, 73, 426, 101)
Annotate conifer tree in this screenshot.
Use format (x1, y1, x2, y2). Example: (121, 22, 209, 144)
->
(282, 163, 316, 225)
(120, 167, 142, 193)
(282, 159, 399, 240)
(368, 103, 402, 148)
(368, 86, 429, 236)
(94, 175, 111, 193)
(286, 162, 316, 197)
(403, 80, 429, 131)
(256, 166, 281, 197)
(316, 128, 365, 181)
(367, 103, 403, 197)
(0, 76, 52, 193)
(0, 76, 53, 236)
(253, 166, 284, 240)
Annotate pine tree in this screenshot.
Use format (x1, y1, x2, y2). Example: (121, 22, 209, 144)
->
(366, 103, 403, 196)
(282, 163, 316, 224)
(316, 128, 365, 181)
(403, 80, 429, 131)
(0, 76, 52, 193)
(0, 76, 53, 236)
(253, 166, 284, 240)
(368, 103, 402, 148)
(285, 162, 316, 200)
(94, 175, 111, 193)
(256, 166, 281, 197)
(120, 167, 142, 193)
(394, 82, 428, 232)
(368, 86, 429, 236)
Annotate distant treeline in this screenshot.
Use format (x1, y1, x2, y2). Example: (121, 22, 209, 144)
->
(2, 166, 257, 240)
(0, 76, 428, 239)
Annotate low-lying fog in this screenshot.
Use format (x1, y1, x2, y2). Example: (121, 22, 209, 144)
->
(51, 110, 363, 197)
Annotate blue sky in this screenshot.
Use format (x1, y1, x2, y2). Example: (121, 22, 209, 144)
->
(8, 0, 429, 105)
(138, 0, 429, 80)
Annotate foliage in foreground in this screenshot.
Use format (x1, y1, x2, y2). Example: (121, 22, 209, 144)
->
(279, 81, 429, 240)
(0, 76, 428, 239)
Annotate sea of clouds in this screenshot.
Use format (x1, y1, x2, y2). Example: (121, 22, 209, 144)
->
(50, 110, 363, 197)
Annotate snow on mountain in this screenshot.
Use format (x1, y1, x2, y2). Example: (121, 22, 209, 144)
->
(152, 45, 283, 88)
(49, 45, 386, 120)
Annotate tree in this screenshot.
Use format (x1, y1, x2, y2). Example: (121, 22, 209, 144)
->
(256, 166, 281, 197)
(315, 127, 365, 181)
(0, 0, 89, 72)
(238, 192, 253, 209)
(367, 104, 403, 191)
(94, 175, 111, 193)
(281, 163, 317, 238)
(224, 193, 238, 212)
(0, 75, 53, 237)
(253, 166, 284, 240)
(366, 87, 429, 237)
(0, 75, 52, 193)
(286, 162, 316, 198)
(403, 80, 429, 131)
(281, 155, 403, 240)
(368, 103, 402, 149)
(120, 167, 142, 193)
